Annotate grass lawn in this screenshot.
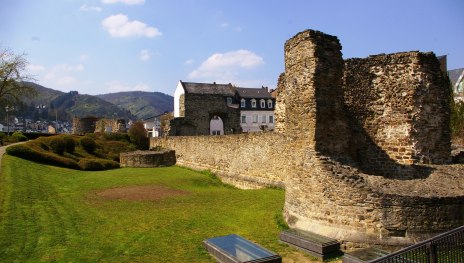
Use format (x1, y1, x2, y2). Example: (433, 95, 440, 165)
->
(0, 155, 320, 262)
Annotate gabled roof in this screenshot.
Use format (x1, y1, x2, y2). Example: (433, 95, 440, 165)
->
(236, 87, 273, 99)
(181, 81, 235, 96)
(449, 68, 464, 87)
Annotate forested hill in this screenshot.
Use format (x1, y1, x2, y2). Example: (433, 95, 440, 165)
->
(16, 82, 173, 121)
(96, 91, 173, 120)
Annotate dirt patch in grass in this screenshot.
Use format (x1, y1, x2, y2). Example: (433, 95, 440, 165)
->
(96, 185, 190, 201)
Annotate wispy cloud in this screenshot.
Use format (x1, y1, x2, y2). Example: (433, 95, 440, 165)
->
(26, 64, 46, 73)
(184, 59, 194, 65)
(79, 4, 102, 12)
(139, 49, 151, 61)
(105, 81, 151, 93)
(102, 14, 162, 38)
(101, 0, 145, 5)
(188, 50, 264, 81)
(42, 64, 85, 90)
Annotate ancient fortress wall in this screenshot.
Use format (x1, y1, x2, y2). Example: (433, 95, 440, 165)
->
(343, 53, 451, 177)
(154, 132, 287, 189)
(152, 29, 463, 247)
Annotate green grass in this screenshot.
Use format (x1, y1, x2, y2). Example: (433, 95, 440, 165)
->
(0, 155, 293, 262)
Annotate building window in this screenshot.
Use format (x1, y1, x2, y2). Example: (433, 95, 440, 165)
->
(251, 99, 256, 108)
(269, 115, 274, 123)
(267, 99, 273, 108)
(241, 115, 246, 123)
(252, 114, 258, 123)
(262, 115, 266, 123)
(212, 130, 221, 135)
(241, 99, 246, 108)
(227, 97, 232, 104)
(260, 99, 265, 108)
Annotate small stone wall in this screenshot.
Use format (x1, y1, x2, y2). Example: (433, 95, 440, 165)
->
(120, 150, 176, 168)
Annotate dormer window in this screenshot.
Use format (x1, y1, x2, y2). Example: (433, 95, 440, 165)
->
(267, 99, 273, 108)
(241, 99, 246, 108)
(260, 99, 265, 108)
(251, 99, 257, 108)
(227, 97, 232, 104)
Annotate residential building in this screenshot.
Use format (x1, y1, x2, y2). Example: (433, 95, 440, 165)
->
(236, 87, 275, 132)
(171, 80, 275, 136)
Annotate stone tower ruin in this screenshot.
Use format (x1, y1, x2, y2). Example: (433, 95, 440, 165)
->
(153, 29, 464, 247)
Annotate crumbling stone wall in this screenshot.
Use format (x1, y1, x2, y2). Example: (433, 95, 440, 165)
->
(274, 73, 287, 133)
(72, 117, 126, 135)
(152, 29, 464, 247)
(154, 133, 287, 189)
(343, 52, 451, 177)
(95, 119, 126, 133)
(72, 117, 98, 135)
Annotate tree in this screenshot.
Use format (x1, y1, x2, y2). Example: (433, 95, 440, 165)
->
(0, 48, 36, 105)
(128, 121, 149, 150)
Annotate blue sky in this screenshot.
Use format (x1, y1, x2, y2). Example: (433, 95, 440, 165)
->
(1, 0, 463, 96)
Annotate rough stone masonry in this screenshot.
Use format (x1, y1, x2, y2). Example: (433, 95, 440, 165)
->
(153, 29, 464, 247)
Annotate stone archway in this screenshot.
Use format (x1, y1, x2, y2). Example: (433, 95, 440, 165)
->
(210, 115, 224, 135)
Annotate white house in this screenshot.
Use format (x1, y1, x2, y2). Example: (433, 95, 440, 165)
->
(236, 87, 275, 132)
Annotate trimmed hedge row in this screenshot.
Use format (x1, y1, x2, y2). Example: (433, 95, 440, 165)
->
(5, 134, 124, 171)
(6, 144, 80, 170)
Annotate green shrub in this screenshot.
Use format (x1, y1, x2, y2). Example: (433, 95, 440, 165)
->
(102, 141, 135, 162)
(78, 158, 119, 171)
(128, 122, 149, 150)
(49, 136, 66, 155)
(6, 144, 80, 169)
(102, 133, 130, 142)
(10, 131, 28, 142)
(62, 135, 76, 153)
(80, 136, 96, 154)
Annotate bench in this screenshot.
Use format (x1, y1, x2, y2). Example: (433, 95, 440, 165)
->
(279, 229, 342, 260)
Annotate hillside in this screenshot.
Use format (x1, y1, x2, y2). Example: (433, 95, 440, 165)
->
(21, 82, 64, 106)
(97, 91, 173, 120)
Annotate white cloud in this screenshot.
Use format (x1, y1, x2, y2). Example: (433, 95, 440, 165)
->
(42, 64, 85, 90)
(102, 14, 162, 38)
(184, 59, 194, 65)
(102, 0, 145, 5)
(79, 4, 102, 12)
(139, 49, 151, 61)
(188, 50, 264, 81)
(105, 81, 151, 93)
(26, 64, 46, 73)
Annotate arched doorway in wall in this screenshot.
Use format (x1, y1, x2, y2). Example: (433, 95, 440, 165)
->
(210, 115, 224, 135)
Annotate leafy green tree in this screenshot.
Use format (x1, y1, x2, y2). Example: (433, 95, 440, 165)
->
(128, 121, 149, 150)
(0, 48, 36, 105)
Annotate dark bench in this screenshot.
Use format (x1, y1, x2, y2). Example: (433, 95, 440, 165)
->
(203, 234, 282, 263)
(279, 229, 342, 260)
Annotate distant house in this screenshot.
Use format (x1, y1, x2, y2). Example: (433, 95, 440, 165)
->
(236, 87, 275, 132)
(449, 68, 464, 102)
(171, 80, 275, 136)
(142, 113, 167, 137)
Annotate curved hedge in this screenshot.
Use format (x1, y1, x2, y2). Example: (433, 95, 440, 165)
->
(6, 144, 80, 170)
(78, 158, 120, 171)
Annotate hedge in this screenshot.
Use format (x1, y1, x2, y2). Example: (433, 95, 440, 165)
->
(78, 158, 120, 171)
(6, 144, 80, 170)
